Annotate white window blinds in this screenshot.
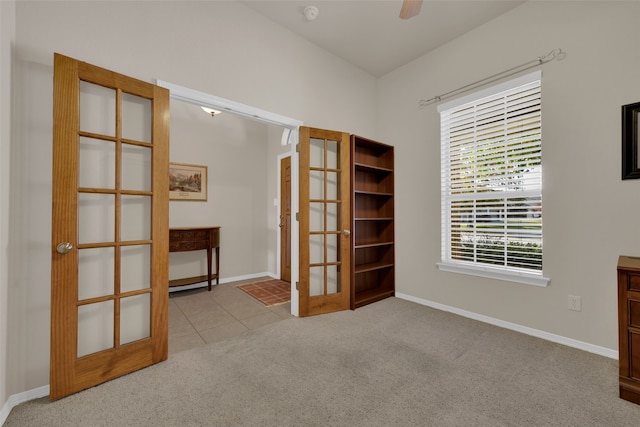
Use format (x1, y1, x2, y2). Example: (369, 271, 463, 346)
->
(438, 71, 548, 286)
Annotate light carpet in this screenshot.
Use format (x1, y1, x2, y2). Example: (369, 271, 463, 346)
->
(4, 297, 639, 426)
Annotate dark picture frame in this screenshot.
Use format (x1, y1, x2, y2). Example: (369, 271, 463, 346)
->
(622, 101, 640, 179)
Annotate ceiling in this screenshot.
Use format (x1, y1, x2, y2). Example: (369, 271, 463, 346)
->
(241, 0, 525, 77)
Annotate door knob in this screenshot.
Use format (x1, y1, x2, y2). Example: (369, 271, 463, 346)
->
(56, 242, 73, 254)
(343, 230, 351, 236)
(279, 224, 285, 228)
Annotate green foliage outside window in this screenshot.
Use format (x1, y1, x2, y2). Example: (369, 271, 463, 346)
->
(456, 237, 542, 270)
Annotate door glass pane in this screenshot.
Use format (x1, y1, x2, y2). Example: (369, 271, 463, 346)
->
(79, 137, 115, 189)
(78, 300, 114, 358)
(122, 92, 152, 143)
(309, 266, 324, 296)
(78, 247, 114, 300)
(78, 193, 115, 244)
(309, 170, 324, 200)
(327, 265, 339, 294)
(326, 139, 338, 169)
(326, 171, 338, 200)
(120, 294, 150, 345)
(121, 195, 150, 241)
(326, 234, 338, 263)
(309, 202, 324, 232)
(327, 202, 338, 231)
(80, 81, 115, 137)
(309, 234, 324, 265)
(310, 138, 324, 168)
(122, 144, 151, 191)
(121, 245, 150, 293)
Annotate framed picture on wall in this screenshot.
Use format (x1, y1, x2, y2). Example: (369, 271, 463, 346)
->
(169, 162, 208, 201)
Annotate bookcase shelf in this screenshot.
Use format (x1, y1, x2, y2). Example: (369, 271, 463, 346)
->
(354, 261, 395, 274)
(351, 135, 395, 309)
(354, 162, 393, 174)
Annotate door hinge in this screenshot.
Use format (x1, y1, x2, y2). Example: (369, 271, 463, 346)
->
(296, 212, 300, 221)
(296, 281, 300, 291)
(295, 143, 300, 152)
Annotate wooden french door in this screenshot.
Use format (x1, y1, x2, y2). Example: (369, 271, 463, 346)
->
(50, 54, 170, 400)
(280, 156, 292, 282)
(299, 127, 351, 317)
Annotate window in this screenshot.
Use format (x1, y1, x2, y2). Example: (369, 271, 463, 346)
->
(437, 71, 549, 287)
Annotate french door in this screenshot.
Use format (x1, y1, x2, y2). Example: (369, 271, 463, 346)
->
(50, 54, 170, 400)
(298, 127, 351, 316)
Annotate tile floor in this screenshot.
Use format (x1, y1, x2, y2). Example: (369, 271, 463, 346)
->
(169, 277, 293, 355)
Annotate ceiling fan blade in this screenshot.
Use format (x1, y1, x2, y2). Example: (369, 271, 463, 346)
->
(399, 0, 423, 20)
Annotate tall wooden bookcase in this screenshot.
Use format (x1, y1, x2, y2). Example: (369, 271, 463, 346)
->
(350, 135, 395, 309)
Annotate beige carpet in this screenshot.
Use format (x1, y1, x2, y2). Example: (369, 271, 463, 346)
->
(5, 297, 639, 426)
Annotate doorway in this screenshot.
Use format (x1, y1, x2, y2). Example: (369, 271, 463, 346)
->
(157, 80, 303, 317)
(165, 100, 296, 354)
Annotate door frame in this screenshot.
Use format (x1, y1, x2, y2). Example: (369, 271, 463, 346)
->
(156, 81, 303, 316)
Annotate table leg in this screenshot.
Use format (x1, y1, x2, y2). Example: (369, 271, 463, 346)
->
(215, 247, 220, 285)
(207, 246, 212, 291)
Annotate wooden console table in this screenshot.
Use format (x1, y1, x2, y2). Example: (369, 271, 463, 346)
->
(169, 227, 220, 291)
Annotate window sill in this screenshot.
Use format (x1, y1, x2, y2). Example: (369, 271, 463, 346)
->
(436, 262, 550, 287)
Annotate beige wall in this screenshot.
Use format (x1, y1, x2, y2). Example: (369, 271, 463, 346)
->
(5, 0, 376, 398)
(1, 0, 16, 413)
(377, 0, 640, 352)
(168, 101, 271, 281)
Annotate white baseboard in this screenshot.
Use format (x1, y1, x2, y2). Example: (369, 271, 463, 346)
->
(1, 385, 49, 425)
(168, 272, 277, 293)
(395, 292, 618, 360)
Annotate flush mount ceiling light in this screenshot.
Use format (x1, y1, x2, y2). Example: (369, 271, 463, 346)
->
(201, 106, 222, 117)
(303, 6, 319, 21)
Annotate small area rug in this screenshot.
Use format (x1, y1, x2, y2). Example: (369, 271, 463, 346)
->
(237, 279, 291, 306)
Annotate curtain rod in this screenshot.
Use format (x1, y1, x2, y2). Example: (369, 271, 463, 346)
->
(418, 48, 565, 108)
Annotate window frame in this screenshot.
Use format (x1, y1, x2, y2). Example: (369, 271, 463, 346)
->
(436, 71, 550, 287)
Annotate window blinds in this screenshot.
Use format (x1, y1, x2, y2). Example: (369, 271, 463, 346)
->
(439, 71, 543, 276)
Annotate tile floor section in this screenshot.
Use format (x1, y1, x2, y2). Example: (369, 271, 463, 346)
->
(169, 277, 292, 355)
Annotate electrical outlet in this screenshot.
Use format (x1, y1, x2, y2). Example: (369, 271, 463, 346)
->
(568, 295, 582, 312)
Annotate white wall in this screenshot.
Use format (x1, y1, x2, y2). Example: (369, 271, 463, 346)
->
(7, 0, 376, 399)
(0, 0, 16, 416)
(377, 0, 640, 352)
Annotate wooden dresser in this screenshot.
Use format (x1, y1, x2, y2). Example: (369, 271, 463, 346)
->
(169, 227, 220, 291)
(617, 255, 640, 404)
